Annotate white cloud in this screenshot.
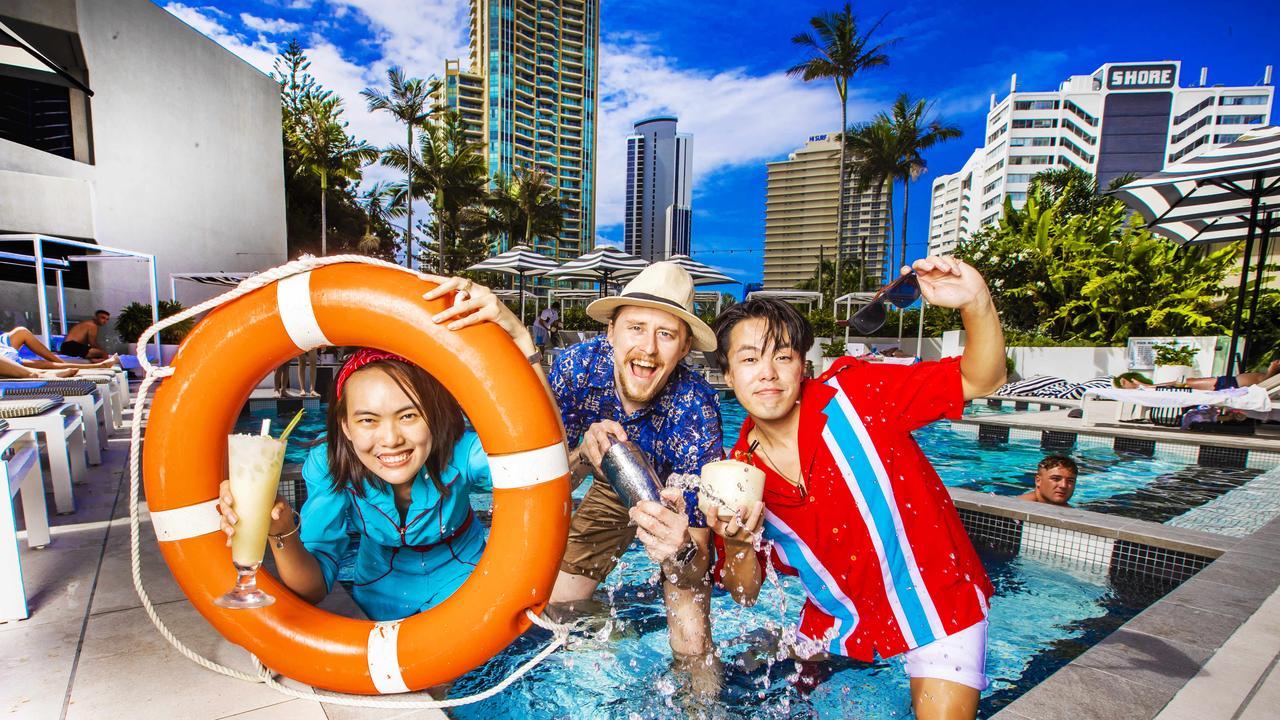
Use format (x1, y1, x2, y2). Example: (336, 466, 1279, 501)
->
(164, 4, 279, 75)
(163, 2, 872, 240)
(240, 12, 303, 34)
(594, 36, 875, 228)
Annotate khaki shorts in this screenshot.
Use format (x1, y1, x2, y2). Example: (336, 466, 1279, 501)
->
(560, 479, 636, 582)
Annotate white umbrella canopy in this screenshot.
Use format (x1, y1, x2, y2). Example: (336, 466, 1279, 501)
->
(1112, 125, 1280, 373)
(543, 245, 649, 296)
(467, 244, 560, 323)
(665, 254, 736, 286)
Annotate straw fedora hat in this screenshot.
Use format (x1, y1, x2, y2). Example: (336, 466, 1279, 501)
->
(586, 262, 717, 351)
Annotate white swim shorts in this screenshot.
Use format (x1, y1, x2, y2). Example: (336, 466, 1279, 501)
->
(900, 618, 989, 691)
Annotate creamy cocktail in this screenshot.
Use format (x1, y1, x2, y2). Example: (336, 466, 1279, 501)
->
(227, 433, 286, 566)
(214, 411, 301, 609)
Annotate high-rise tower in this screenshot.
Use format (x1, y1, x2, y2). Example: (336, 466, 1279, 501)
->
(624, 116, 692, 261)
(439, 0, 600, 261)
(764, 134, 889, 289)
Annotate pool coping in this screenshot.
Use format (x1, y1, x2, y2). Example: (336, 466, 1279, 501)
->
(957, 489, 1280, 720)
(955, 407, 1280, 455)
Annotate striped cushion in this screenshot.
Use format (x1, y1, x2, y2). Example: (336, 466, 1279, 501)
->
(1059, 377, 1115, 400)
(0, 398, 61, 418)
(1, 388, 71, 401)
(0, 379, 96, 396)
(996, 375, 1068, 397)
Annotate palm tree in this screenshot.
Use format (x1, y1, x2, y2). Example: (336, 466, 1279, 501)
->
(787, 4, 895, 299)
(292, 94, 379, 256)
(885, 94, 961, 269)
(845, 117, 908, 290)
(356, 181, 396, 256)
(383, 113, 489, 272)
(362, 68, 439, 270)
(487, 168, 565, 250)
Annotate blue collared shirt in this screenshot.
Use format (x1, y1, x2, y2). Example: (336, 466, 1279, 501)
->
(299, 432, 491, 621)
(550, 335, 723, 484)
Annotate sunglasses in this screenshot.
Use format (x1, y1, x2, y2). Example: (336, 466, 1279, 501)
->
(849, 273, 921, 335)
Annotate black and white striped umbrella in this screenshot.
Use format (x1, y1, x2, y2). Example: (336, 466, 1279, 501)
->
(1112, 125, 1280, 374)
(467, 245, 559, 323)
(666, 254, 737, 286)
(543, 245, 649, 296)
(1111, 125, 1280, 245)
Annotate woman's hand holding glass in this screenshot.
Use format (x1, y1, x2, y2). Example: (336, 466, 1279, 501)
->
(216, 479, 295, 548)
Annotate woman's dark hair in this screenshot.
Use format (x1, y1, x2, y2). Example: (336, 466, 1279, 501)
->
(325, 358, 464, 497)
(711, 298, 814, 368)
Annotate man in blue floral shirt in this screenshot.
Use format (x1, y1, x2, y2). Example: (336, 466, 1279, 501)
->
(548, 262, 723, 670)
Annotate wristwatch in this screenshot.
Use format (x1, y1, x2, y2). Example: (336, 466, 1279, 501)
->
(671, 535, 697, 566)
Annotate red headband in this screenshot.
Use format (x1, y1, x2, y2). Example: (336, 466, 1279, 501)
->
(334, 348, 412, 398)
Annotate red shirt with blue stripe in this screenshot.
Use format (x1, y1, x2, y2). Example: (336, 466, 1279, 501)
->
(722, 356, 993, 661)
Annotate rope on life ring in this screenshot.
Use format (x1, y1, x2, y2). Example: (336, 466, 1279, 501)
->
(127, 254, 581, 707)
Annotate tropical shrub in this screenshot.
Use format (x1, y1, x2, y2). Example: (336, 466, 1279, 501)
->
(955, 179, 1241, 345)
(1152, 342, 1198, 366)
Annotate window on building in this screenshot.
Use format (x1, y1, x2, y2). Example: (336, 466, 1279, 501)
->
(1213, 134, 1242, 144)
(1217, 114, 1265, 125)
(1012, 118, 1057, 129)
(1014, 99, 1060, 111)
(1219, 95, 1268, 106)
(1006, 174, 1033, 184)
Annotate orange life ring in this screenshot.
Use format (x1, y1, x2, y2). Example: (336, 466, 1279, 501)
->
(142, 263, 571, 694)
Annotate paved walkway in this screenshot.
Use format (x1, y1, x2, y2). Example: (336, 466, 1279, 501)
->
(2, 400, 447, 720)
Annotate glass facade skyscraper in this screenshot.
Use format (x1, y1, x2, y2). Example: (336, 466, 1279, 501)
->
(625, 116, 692, 262)
(440, 0, 600, 261)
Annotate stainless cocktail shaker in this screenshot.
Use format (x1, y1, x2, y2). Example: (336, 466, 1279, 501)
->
(600, 434, 663, 509)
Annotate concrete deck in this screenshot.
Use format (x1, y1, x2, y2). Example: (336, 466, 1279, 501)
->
(3, 399, 446, 720)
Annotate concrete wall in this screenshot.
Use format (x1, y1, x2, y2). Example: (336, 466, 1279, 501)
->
(0, 0, 286, 347)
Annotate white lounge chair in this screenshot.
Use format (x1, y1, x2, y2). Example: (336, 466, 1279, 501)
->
(0, 380, 106, 465)
(0, 398, 87, 514)
(1081, 380, 1277, 426)
(1, 427, 49, 622)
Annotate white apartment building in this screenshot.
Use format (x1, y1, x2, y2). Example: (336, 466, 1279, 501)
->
(929, 61, 1274, 255)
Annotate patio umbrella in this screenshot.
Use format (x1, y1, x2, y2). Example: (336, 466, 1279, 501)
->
(665, 254, 736, 285)
(467, 244, 559, 324)
(543, 245, 649, 297)
(1112, 125, 1280, 375)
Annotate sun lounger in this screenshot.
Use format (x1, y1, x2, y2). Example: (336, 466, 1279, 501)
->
(0, 398, 87, 514)
(0, 380, 105, 465)
(0, 427, 49, 622)
(1080, 384, 1275, 426)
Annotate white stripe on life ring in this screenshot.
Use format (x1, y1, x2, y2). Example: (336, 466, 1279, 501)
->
(277, 273, 332, 351)
(149, 498, 222, 541)
(488, 442, 570, 489)
(367, 620, 409, 694)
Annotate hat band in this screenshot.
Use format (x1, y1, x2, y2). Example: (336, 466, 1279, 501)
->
(617, 291, 691, 315)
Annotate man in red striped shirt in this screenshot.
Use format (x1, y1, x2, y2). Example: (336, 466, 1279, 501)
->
(708, 257, 1006, 719)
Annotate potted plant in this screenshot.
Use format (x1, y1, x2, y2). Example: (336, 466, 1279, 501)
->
(820, 339, 845, 372)
(1151, 342, 1198, 384)
(117, 300, 195, 371)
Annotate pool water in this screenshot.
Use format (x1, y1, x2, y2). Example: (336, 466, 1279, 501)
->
(447, 498, 1149, 719)
(238, 400, 1191, 717)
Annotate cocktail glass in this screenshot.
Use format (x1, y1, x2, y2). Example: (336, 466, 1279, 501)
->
(214, 411, 302, 609)
(213, 433, 285, 608)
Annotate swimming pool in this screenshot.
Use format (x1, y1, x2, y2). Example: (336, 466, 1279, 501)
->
(238, 400, 1198, 716)
(450, 493, 1151, 719)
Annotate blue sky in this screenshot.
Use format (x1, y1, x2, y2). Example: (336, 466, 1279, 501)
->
(161, 0, 1278, 292)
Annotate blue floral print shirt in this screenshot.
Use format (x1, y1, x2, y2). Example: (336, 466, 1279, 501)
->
(550, 335, 723, 484)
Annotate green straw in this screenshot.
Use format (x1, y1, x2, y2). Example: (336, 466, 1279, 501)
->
(279, 409, 305, 443)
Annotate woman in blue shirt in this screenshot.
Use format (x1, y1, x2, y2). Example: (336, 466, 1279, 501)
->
(218, 274, 546, 621)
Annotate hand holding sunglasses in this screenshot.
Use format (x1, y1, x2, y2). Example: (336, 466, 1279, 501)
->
(849, 257, 988, 335)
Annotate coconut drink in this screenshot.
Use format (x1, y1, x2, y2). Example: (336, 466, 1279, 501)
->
(697, 459, 765, 519)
